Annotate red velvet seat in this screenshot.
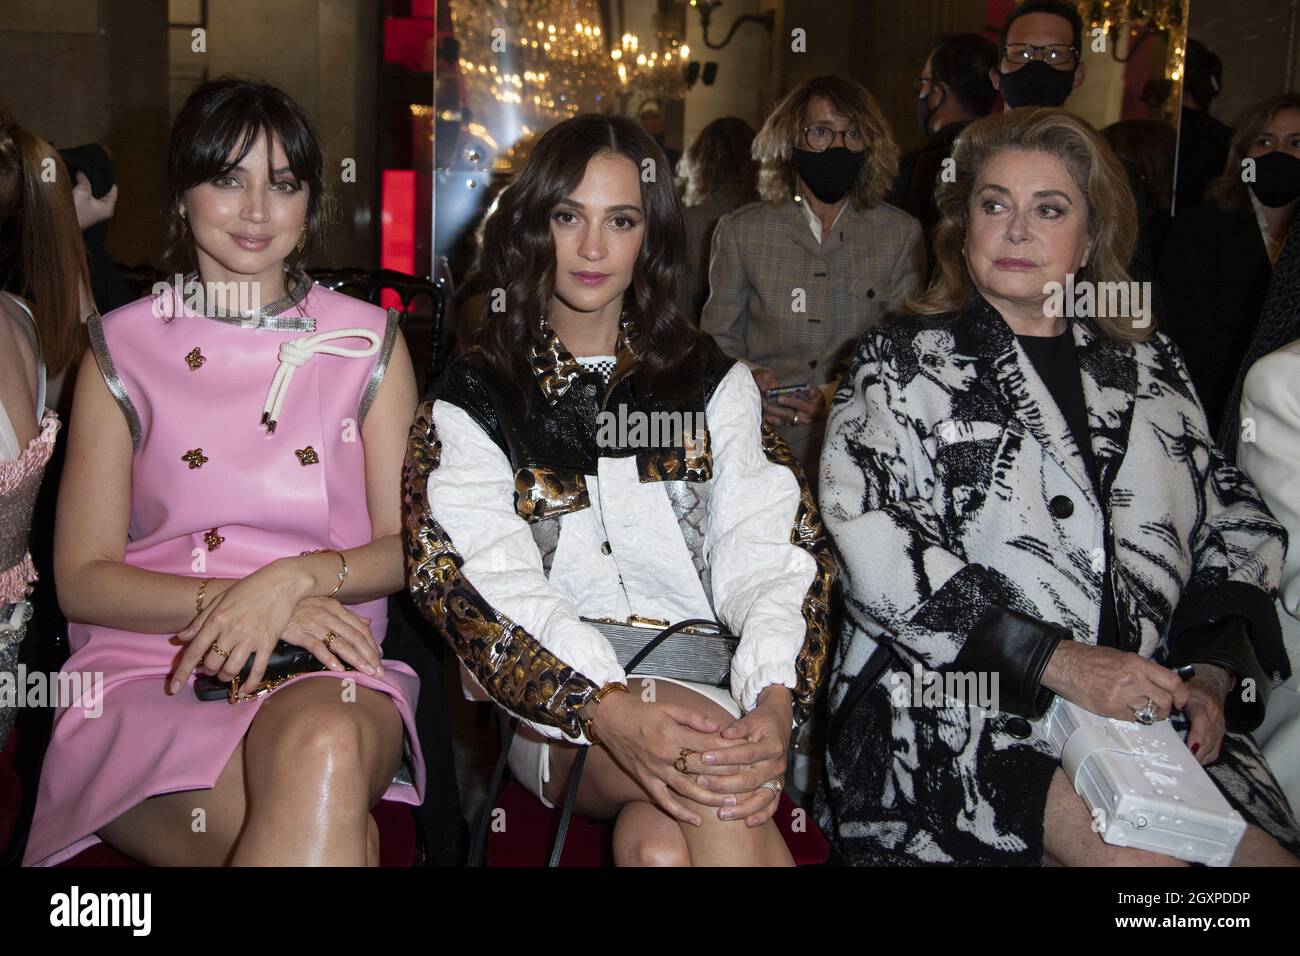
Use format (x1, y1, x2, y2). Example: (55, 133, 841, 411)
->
(1, 721, 417, 866)
(486, 777, 829, 866)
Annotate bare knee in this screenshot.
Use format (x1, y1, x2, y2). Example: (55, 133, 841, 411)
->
(613, 802, 690, 867)
(272, 706, 367, 774)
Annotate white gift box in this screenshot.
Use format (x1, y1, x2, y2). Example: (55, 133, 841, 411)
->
(1047, 698, 1245, 866)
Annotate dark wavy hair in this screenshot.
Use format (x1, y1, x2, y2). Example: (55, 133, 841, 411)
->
(163, 77, 330, 274)
(679, 116, 758, 207)
(475, 113, 707, 406)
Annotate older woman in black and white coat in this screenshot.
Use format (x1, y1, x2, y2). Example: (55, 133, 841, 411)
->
(817, 107, 1300, 866)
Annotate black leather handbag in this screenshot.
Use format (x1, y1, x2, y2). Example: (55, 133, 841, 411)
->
(469, 616, 735, 866)
(193, 639, 354, 703)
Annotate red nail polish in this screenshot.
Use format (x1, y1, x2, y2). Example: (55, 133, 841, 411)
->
(1191, 742, 1200, 755)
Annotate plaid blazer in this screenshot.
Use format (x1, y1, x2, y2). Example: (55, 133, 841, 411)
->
(700, 196, 925, 389)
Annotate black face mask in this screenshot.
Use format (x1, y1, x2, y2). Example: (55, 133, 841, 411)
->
(998, 59, 1076, 108)
(793, 147, 866, 204)
(917, 85, 946, 139)
(1248, 150, 1300, 208)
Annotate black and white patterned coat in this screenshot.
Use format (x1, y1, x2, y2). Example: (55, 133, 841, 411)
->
(815, 293, 1300, 865)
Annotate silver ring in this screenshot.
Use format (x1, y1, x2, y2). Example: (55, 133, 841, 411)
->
(1133, 698, 1158, 725)
(792, 413, 799, 425)
(761, 780, 783, 793)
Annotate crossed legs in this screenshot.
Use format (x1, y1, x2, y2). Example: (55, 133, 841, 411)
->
(98, 677, 403, 866)
(540, 679, 794, 867)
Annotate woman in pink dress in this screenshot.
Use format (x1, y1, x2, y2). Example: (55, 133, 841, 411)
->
(24, 79, 425, 866)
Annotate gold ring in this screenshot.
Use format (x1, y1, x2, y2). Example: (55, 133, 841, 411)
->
(323, 631, 338, 648)
(675, 748, 695, 774)
(210, 644, 229, 659)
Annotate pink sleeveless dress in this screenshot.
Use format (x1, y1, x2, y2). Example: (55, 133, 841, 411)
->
(24, 279, 426, 866)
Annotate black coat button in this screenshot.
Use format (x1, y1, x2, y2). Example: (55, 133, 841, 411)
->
(1050, 495, 1074, 519)
(808, 359, 818, 369)
(1005, 716, 1032, 739)
(866, 288, 875, 299)
(600, 541, 612, 555)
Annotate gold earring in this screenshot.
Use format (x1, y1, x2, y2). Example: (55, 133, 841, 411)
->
(295, 225, 306, 254)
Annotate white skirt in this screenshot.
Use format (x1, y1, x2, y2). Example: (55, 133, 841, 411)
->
(506, 675, 743, 808)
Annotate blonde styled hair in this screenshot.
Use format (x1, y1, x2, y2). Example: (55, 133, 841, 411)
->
(752, 75, 898, 210)
(909, 107, 1147, 344)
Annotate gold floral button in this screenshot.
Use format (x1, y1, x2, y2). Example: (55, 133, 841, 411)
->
(295, 446, 320, 466)
(182, 448, 209, 469)
(185, 347, 206, 371)
(204, 528, 225, 551)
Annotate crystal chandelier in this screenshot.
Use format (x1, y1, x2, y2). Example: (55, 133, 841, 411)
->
(449, 0, 686, 158)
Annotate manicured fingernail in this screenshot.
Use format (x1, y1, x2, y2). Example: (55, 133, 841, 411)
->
(719, 809, 733, 820)
(1191, 742, 1200, 755)
(697, 775, 710, 787)
(168, 681, 179, 694)
(702, 752, 715, 764)
(724, 796, 737, 807)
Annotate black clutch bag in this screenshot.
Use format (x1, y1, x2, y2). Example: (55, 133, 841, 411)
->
(581, 615, 738, 686)
(193, 639, 353, 703)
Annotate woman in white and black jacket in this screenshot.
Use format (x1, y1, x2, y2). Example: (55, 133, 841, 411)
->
(403, 114, 835, 866)
(818, 107, 1300, 866)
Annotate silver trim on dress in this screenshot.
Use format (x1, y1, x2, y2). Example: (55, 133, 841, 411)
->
(358, 307, 401, 426)
(181, 269, 316, 332)
(87, 312, 144, 449)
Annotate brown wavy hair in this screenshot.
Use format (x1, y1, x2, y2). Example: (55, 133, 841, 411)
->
(752, 75, 899, 209)
(1203, 92, 1300, 211)
(0, 106, 91, 376)
(474, 113, 710, 408)
(909, 107, 1147, 343)
(679, 116, 758, 207)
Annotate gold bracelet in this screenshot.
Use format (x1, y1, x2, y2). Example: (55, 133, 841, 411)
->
(195, 578, 212, 615)
(593, 681, 629, 703)
(301, 548, 349, 597)
(578, 682, 628, 745)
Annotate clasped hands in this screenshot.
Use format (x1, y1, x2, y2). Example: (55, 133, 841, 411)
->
(166, 558, 383, 695)
(1044, 641, 1233, 766)
(587, 681, 794, 828)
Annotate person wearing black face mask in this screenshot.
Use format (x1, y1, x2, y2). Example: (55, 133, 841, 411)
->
(888, 33, 998, 268)
(701, 76, 925, 482)
(988, 1, 1086, 111)
(989, 1, 1165, 330)
(1161, 93, 1300, 440)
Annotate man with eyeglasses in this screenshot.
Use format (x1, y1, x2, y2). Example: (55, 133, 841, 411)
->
(988, 0, 1163, 323)
(990, 0, 1086, 110)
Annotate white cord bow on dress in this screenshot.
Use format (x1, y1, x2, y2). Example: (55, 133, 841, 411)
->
(261, 327, 382, 433)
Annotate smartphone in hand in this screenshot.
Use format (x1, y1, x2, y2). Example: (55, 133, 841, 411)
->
(765, 384, 811, 402)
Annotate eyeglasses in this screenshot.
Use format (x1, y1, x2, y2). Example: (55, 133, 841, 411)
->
(911, 76, 936, 95)
(1002, 43, 1079, 69)
(801, 125, 864, 152)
